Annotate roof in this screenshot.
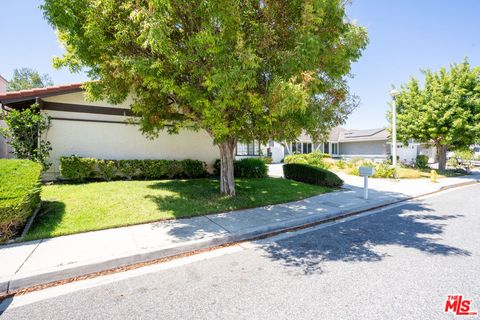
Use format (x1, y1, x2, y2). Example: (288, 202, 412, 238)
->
(0, 83, 83, 105)
(336, 127, 390, 142)
(0, 75, 7, 83)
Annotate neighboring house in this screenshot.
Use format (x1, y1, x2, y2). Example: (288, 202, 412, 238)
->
(281, 127, 435, 164)
(0, 84, 220, 180)
(0, 75, 14, 159)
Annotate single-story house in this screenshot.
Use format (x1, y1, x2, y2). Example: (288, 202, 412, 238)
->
(0, 83, 437, 179)
(0, 84, 222, 180)
(275, 127, 435, 164)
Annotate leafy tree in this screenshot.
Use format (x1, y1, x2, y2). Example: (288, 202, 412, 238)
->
(394, 61, 480, 170)
(0, 104, 52, 170)
(42, 0, 368, 195)
(7, 68, 53, 91)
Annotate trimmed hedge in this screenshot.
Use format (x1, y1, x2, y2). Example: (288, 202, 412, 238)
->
(283, 163, 343, 188)
(213, 158, 268, 178)
(59, 156, 207, 181)
(0, 159, 42, 242)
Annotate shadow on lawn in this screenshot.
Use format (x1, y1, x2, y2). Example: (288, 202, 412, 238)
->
(24, 201, 66, 240)
(260, 201, 470, 275)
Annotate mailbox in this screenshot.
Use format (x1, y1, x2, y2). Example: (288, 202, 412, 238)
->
(359, 166, 375, 177)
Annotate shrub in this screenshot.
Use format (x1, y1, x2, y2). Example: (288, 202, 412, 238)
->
(373, 162, 395, 178)
(235, 158, 268, 178)
(118, 160, 143, 180)
(97, 160, 118, 181)
(213, 158, 268, 178)
(59, 156, 207, 181)
(0, 104, 52, 170)
(181, 159, 207, 178)
(446, 157, 459, 168)
(0, 160, 42, 242)
(283, 163, 343, 188)
(60, 155, 96, 181)
(260, 157, 273, 164)
(415, 155, 429, 169)
(284, 151, 331, 169)
(336, 160, 346, 169)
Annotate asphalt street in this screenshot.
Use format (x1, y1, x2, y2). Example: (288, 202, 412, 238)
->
(1, 184, 479, 320)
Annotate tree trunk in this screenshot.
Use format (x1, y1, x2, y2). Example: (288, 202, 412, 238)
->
(436, 143, 448, 171)
(218, 138, 236, 196)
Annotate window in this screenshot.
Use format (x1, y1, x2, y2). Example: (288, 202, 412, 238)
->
(291, 142, 312, 154)
(236, 141, 260, 156)
(323, 142, 329, 154)
(332, 143, 338, 155)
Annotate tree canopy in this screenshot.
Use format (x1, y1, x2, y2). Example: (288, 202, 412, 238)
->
(7, 68, 53, 91)
(394, 61, 480, 170)
(42, 0, 368, 195)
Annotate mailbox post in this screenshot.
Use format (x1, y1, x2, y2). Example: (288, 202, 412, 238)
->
(359, 166, 375, 200)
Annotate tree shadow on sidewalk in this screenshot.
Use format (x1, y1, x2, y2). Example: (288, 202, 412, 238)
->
(261, 202, 469, 275)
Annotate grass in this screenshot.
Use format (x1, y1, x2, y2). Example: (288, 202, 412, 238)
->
(25, 178, 331, 240)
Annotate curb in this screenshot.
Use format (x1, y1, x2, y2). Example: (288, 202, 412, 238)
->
(2, 179, 479, 297)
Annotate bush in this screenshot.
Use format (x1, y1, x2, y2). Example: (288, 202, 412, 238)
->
(373, 162, 395, 178)
(336, 160, 346, 169)
(284, 151, 331, 169)
(60, 155, 96, 181)
(234, 158, 268, 178)
(446, 157, 459, 168)
(97, 160, 117, 181)
(213, 158, 267, 178)
(260, 157, 273, 164)
(283, 163, 343, 188)
(415, 155, 429, 169)
(181, 159, 207, 178)
(0, 160, 42, 242)
(60, 156, 207, 181)
(118, 160, 143, 180)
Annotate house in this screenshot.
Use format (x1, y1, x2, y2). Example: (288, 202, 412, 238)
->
(0, 84, 221, 180)
(280, 127, 435, 164)
(0, 82, 437, 179)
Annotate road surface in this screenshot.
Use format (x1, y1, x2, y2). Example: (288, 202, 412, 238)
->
(1, 184, 479, 319)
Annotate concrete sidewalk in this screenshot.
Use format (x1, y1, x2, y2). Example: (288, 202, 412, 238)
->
(1, 173, 478, 295)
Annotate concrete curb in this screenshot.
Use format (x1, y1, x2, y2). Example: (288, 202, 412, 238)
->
(2, 179, 479, 296)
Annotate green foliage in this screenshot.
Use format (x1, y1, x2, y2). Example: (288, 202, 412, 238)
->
(213, 158, 267, 178)
(97, 160, 117, 181)
(446, 157, 459, 168)
(393, 61, 480, 169)
(6, 68, 53, 91)
(117, 160, 143, 180)
(0, 104, 52, 170)
(60, 156, 207, 181)
(283, 163, 343, 188)
(373, 162, 395, 178)
(336, 159, 346, 169)
(60, 156, 96, 181)
(42, 0, 368, 195)
(347, 160, 394, 178)
(234, 158, 268, 178)
(415, 155, 429, 169)
(284, 151, 331, 169)
(453, 149, 475, 161)
(260, 157, 273, 164)
(181, 159, 207, 178)
(0, 159, 42, 242)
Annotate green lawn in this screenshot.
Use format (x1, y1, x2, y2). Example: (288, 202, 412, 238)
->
(26, 178, 331, 240)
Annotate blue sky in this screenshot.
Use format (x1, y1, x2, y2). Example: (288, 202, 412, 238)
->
(1, 1, 479, 129)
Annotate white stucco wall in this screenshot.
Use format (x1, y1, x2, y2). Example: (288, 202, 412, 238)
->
(41, 92, 220, 179)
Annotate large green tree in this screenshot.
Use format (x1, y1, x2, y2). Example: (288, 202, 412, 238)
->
(7, 68, 53, 91)
(42, 0, 367, 195)
(395, 61, 480, 170)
